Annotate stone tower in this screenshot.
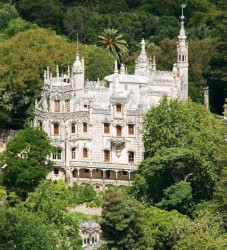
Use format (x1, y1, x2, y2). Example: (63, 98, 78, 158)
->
(177, 4, 188, 100)
(72, 52, 85, 91)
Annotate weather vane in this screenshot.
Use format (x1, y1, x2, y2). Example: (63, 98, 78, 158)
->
(180, 4, 186, 22)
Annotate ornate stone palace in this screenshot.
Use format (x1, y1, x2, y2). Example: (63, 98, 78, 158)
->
(34, 15, 188, 189)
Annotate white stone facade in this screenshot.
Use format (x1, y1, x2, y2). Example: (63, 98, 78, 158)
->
(34, 20, 188, 189)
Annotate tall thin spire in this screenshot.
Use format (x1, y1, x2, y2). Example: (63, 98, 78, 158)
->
(179, 4, 186, 38)
(76, 33, 79, 55)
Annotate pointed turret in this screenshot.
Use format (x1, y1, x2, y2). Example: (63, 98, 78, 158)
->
(72, 51, 85, 91)
(177, 4, 188, 100)
(135, 39, 149, 77)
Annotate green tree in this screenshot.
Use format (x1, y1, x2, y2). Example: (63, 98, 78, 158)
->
(133, 97, 226, 213)
(1, 127, 53, 198)
(0, 28, 113, 128)
(17, 0, 63, 32)
(25, 180, 83, 249)
(98, 28, 128, 64)
(101, 188, 147, 249)
(0, 206, 57, 250)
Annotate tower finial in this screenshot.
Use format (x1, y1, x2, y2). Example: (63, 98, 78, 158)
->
(180, 4, 186, 24)
(76, 33, 79, 55)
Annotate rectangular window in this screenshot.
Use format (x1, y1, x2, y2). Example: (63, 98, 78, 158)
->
(104, 150, 110, 162)
(71, 123, 76, 134)
(65, 99, 70, 112)
(128, 151, 134, 164)
(54, 100, 60, 112)
(104, 123, 110, 134)
(54, 123, 59, 135)
(54, 168, 59, 176)
(116, 104, 122, 113)
(83, 122, 88, 133)
(83, 148, 88, 158)
(123, 171, 128, 176)
(116, 125, 122, 137)
(53, 148, 61, 160)
(128, 124, 134, 135)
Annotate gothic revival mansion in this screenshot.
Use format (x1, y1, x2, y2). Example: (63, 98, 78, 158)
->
(34, 19, 188, 189)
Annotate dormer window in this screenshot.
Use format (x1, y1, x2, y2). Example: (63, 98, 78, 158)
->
(116, 104, 122, 113)
(54, 100, 60, 112)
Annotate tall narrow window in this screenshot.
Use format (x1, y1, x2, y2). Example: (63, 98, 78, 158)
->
(54, 123, 59, 135)
(128, 124, 134, 135)
(71, 147, 76, 159)
(116, 125, 122, 137)
(65, 99, 70, 112)
(83, 122, 88, 133)
(104, 123, 110, 134)
(104, 150, 110, 162)
(128, 151, 134, 164)
(116, 104, 122, 113)
(71, 123, 76, 133)
(83, 148, 88, 158)
(54, 100, 60, 112)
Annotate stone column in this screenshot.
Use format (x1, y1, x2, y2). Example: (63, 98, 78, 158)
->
(90, 169, 93, 180)
(115, 170, 118, 184)
(77, 168, 80, 182)
(128, 171, 131, 183)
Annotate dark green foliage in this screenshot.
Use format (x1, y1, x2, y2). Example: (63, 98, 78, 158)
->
(17, 0, 63, 32)
(1, 127, 53, 198)
(0, 206, 57, 250)
(101, 188, 147, 249)
(133, 97, 227, 214)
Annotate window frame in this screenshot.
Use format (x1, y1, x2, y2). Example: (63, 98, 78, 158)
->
(104, 150, 110, 162)
(71, 147, 76, 159)
(116, 125, 122, 137)
(116, 104, 122, 113)
(83, 148, 88, 158)
(71, 123, 76, 134)
(53, 123, 59, 135)
(54, 100, 60, 112)
(65, 99, 70, 112)
(128, 151, 134, 164)
(104, 123, 110, 134)
(83, 122, 88, 133)
(128, 124, 134, 135)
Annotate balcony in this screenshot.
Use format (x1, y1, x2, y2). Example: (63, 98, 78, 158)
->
(109, 136, 126, 146)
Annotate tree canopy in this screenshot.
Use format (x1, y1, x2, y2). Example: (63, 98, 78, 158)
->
(133, 97, 227, 214)
(1, 127, 53, 198)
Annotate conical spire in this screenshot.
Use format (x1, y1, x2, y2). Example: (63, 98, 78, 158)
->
(179, 4, 186, 39)
(135, 38, 149, 76)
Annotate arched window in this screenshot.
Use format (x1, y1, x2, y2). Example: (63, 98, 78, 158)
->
(71, 123, 76, 134)
(53, 123, 59, 135)
(83, 148, 88, 158)
(71, 147, 76, 159)
(182, 55, 185, 61)
(54, 100, 60, 112)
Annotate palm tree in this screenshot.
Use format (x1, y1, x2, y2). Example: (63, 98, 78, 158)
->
(98, 28, 128, 64)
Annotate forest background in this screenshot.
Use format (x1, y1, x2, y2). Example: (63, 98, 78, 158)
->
(0, 0, 226, 129)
